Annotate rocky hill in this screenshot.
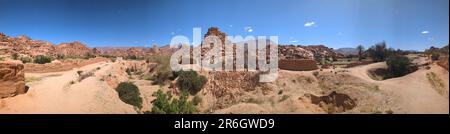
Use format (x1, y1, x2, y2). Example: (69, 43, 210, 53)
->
(279, 45, 343, 61)
(0, 33, 93, 58)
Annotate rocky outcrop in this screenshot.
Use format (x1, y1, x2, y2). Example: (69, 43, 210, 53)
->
(0, 33, 93, 58)
(279, 45, 343, 61)
(55, 41, 93, 58)
(308, 91, 356, 113)
(0, 61, 26, 98)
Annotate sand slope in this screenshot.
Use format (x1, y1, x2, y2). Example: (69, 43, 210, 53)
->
(0, 62, 136, 114)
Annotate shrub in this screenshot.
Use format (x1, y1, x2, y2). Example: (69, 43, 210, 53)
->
(116, 82, 142, 108)
(192, 95, 202, 106)
(431, 52, 440, 61)
(20, 56, 32, 63)
(176, 70, 207, 95)
(279, 95, 290, 102)
(151, 89, 195, 114)
(147, 55, 175, 85)
(313, 71, 319, 77)
(78, 71, 93, 82)
(386, 55, 411, 77)
(367, 42, 389, 62)
(34, 55, 52, 64)
(11, 53, 19, 60)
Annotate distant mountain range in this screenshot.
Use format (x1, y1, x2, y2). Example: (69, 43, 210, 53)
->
(335, 47, 358, 55)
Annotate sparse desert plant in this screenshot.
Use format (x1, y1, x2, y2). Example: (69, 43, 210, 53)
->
(385, 110, 394, 114)
(305, 77, 314, 83)
(176, 70, 207, 95)
(78, 71, 94, 82)
(278, 90, 283, 95)
(245, 98, 262, 104)
(19, 56, 32, 63)
(11, 53, 19, 60)
(116, 82, 142, 108)
(151, 89, 195, 114)
(279, 95, 290, 102)
(192, 95, 202, 106)
(147, 55, 175, 85)
(313, 71, 319, 77)
(367, 41, 387, 62)
(25, 76, 42, 83)
(70, 80, 75, 85)
(33, 55, 52, 64)
(431, 52, 440, 61)
(426, 72, 447, 97)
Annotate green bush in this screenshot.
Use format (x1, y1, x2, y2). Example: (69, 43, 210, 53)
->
(151, 89, 196, 114)
(386, 55, 411, 77)
(431, 52, 440, 61)
(33, 55, 52, 64)
(367, 42, 387, 62)
(176, 70, 207, 95)
(11, 53, 19, 60)
(20, 56, 32, 63)
(116, 82, 142, 108)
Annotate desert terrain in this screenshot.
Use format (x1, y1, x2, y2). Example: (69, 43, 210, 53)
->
(0, 29, 448, 114)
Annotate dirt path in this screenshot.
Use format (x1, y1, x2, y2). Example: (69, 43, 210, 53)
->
(0, 62, 136, 114)
(347, 62, 449, 114)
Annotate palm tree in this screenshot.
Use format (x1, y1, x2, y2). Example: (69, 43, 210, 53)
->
(356, 45, 365, 61)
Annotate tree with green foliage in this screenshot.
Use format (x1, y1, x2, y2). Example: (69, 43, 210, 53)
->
(19, 56, 32, 63)
(386, 55, 411, 77)
(33, 55, 52, 64)
(151, 89, 196, 114)
(356, 45, 365, 61)
(431, 52, 440, 61)
(367, 41, 387, 62)
(176, 70, 207, 95)
(116, 82, 142, 108)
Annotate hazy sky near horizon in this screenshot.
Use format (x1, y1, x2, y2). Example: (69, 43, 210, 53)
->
(0, 0, 448, 50)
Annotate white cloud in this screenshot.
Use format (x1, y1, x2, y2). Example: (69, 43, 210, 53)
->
(304, 21, 316, 27)
(290, 40, 298, 43)
(244, 27, 253, 32)
(421, 31, 429, 34)
(229, 25, 233, 28)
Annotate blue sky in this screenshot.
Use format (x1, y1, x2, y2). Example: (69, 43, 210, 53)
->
(0, 0, 448, 50)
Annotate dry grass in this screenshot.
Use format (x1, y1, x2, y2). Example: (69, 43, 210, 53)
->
(426, 72, 448, 97)
(25, 76, 42, 83)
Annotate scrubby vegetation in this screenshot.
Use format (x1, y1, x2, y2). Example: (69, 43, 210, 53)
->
(34, 55, 52, 64)
(147, 55, 176, 85)
(176, 70, 207, 95)
(19, 56, 32, 63)
(367, 42, 387, 62)
(385, 55, 412, 78)
(116, 82, 143, 108)
(426, 72, 447, 97)
(151, 89, 196, 114)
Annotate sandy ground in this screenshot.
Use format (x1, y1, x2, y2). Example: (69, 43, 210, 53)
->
(211, 62, 449, 114)
(0, 61, 137, 114)
(1, 59, 448, 114)
(341, 62, 449, 114)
